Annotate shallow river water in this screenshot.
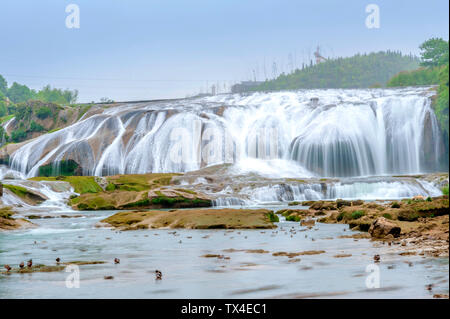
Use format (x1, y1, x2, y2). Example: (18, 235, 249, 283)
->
(0, 205, 448, 299)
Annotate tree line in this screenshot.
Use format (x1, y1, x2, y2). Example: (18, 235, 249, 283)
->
(248, 51, 420, 91)
(0, 76, 78, 118)
(387, 38, 448, 150)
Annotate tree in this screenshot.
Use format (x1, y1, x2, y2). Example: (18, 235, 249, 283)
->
(419, 38, 449, 68)
(7, 82, 35, 103)
(0, 75, 7, 95)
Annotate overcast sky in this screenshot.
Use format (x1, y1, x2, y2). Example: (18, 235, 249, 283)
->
(0, 0, 448, 102)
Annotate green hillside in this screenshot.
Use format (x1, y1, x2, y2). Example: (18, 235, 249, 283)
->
(249, 51, 420, 91)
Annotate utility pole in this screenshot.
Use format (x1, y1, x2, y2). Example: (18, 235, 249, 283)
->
(272, 61, 277, 79)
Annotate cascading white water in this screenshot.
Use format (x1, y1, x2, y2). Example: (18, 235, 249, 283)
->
(214, 179, 442, 206)
(1, 165, 75, 211)
(9, 87, 443, 178)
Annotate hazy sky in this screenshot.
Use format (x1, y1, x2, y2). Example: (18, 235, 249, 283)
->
(0, 0, 448, 102)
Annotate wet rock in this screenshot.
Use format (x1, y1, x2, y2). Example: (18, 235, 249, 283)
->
(300, 219, 316, 227)
(310, 201, 336, 211)
(101, 208, 277, 230)
(397, 209, 420, 222)
(351, 200, 364, 206)
(368, 217, 401, 239)
(336, 199, 351, 208)
(334, 254, 352, 258)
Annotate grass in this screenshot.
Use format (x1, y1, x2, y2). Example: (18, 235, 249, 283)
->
(105, 173, 177, 192)
(0, 114, 14, 124)
(47, 128, 62, 133)
(3, 184, 31, 198)
(382, 213, 393, 220)
(442, 185, 449, 196)
(285, 215, 301, 222)
(351, 210, 365, 219)
(266, 212, 279, 223)
(0, 207, 14, 219)
(391, 202, 401, 208)
(337, 210, 365, 221)
(30, 176, 102, 194)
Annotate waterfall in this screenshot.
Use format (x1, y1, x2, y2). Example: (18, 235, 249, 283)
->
(211, 178, 443, 206)
(9, 87, 443, 178)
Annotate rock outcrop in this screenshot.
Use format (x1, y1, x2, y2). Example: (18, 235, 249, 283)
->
(368, 217, 401, 239)
(100, 208, 277, 230)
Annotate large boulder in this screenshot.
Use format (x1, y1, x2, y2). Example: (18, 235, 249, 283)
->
(368, 217, 401, 239)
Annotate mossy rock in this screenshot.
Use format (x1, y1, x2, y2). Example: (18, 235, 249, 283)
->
(101, 208, 277, 230)
(0, 207, 14, 219)
(348, 218, 373, 232)
(397, 209, 420, 222)
(1, 264, 66, 274)
(30, 176, 102, 194)
(310, 201, 337, 211)
(285, 215, 302, 222)
(2, 184, 46, 205)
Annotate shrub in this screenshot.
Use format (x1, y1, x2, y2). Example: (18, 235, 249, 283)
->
(10, 128, 27, 142)
(285, 215, 301, 222)
(35, 106, 52, 119)
(14, 103, 32, 120)
(266, 212, 279, 223)
(397, 210, 420, 222)
(382, 213, 393, 220)
(30, 121, 44, 132)
(105, 183, 116, 191)
(391, 202, 401, 208)
(351, 210, 365, 219)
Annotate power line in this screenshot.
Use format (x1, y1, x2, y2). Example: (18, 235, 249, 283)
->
(2, 74, 235, 83)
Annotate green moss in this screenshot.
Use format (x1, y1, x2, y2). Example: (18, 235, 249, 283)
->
(397, 210, 420, 222)
(30, 176, 102, 194)
(3, 184, 30, 198)
(174, 188, 197, 195)
(391, 202, 401, 208)
(442, 185, 449, 196)
(105, 173, 176, 192)
(285, 215, 301, 222)
(382, 213, 393, 220)
(2, 264, 66, 274)
(351, 210, 365, 219)
(122, 198, 150, 208)
(105, 183, 116, 191)
(288, 201, 301, 206)
(0, 207, 14, 219)
(47, 128, 62, 133)
(266, 212, 279, 223)
(71, 195, 116, 210)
